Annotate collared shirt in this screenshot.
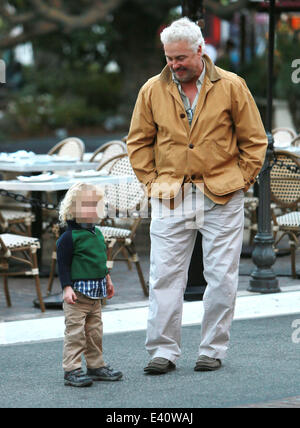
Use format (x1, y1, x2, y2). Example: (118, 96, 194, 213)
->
(73, 278, 107, 300)
(172, 60, 206, 125)
(172, 61, 215, 208)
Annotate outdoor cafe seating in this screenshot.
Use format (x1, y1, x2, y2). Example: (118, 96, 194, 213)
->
(1, 136, 300, 313)
(89, 139, 127, 164)
(270, 150, 300, 278)
(0, 233, 45, 312)
(47, 137, 85, 160)
(272, 127, 297, 148)
(291, 135, 300, 148)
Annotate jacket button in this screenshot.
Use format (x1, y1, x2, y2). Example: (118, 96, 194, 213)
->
(180, 113, 185, 118)
(189, 143, 194, 149)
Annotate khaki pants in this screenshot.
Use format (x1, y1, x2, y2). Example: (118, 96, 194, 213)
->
(63, 292, 105, 372)
(147, 188, 244, 362)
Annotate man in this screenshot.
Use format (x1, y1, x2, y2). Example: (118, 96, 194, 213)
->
(127, 18, 267, 374)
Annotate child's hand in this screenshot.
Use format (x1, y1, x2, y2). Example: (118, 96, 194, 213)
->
(106, 275, 115, 299)
(63, 286, 77, 305)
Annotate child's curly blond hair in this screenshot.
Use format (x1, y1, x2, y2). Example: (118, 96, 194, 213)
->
(58, 182, 105, 226)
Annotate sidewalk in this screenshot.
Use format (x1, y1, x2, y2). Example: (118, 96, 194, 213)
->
(0, 314, 300, 408)
(1, 220, 300, 408)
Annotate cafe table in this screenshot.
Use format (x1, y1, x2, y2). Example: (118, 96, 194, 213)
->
(0, 153, 99, 173)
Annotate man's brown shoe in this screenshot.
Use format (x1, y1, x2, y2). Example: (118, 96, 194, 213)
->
(194, 355, 222, 372)
(144, 357, 176, 374)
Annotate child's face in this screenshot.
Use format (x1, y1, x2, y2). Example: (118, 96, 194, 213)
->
(73, 190, 103, 224)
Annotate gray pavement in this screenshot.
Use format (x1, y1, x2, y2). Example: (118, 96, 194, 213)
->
(0, 314, 300, 408)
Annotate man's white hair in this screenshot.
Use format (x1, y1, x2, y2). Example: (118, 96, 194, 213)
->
(160, 17, 205, 52)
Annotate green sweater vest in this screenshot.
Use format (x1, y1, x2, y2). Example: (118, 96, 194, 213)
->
(71, 228, 108, 280)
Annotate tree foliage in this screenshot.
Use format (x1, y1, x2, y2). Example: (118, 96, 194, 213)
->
(0, 0, 250, 50)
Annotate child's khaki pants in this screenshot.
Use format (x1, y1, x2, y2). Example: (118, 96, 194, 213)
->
(63, 291, 105, 372)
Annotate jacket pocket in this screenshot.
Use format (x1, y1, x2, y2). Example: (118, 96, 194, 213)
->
(201, 140, 245, 195)
(202, 140, 233, 175)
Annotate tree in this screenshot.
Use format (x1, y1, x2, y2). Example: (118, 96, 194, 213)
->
(0, 0, 122, 49)
(0, 0, 252, 133)
(0, 0, 250, 50)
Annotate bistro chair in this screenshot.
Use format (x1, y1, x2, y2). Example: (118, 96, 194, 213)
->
(291, 135, 300, 148)
(97, 153, 149, 298)
(243, 194, 259, 245)
(0, 208, 35, 236)
(45, 138, 85, 226)
(270, 150, 300, 278)
(48, 137, 85, 160)
(46, 223, 61, 295)
(272, 127, 296, 148)
(0, 233, 45, 312)
(90, 140, 127, 168)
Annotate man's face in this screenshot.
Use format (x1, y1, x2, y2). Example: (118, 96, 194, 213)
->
(164, 40, 202, 83)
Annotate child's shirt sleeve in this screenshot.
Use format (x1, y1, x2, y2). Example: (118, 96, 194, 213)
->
(56, 230, 73, 290)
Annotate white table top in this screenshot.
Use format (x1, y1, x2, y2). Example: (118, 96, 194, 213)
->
(0, 154, 99, 172)
(0, 175, 134, 192)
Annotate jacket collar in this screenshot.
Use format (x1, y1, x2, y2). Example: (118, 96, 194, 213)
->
(159, 54, 221, 85)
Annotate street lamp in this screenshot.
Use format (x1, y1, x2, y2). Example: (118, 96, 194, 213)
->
(248, 0, 280, 293)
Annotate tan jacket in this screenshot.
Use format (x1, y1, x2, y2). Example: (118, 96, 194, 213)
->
(127, 55, 267, 204)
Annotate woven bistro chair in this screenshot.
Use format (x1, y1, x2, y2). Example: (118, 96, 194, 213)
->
(45, 138, 85, 228)
(0, 233, 45, 312)
(46, 223, 61, 295)
(0, 208, 35, 236)
(272, 127, 296, 148)
(90, 140, 127, 168)
(97, 153, 149, 298)
(291, 135, 300, 148)
(270, 150, 300, 278)
(48, 137, 85, 160)
(243, 194, 259, 245)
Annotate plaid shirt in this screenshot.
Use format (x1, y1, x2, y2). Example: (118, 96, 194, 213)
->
(73, 277, 107, 300)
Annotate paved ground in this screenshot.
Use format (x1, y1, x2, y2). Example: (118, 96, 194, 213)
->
(0, 314, 300, 408)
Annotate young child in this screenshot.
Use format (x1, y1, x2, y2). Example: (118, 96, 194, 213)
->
(56, 182, 123, 387)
